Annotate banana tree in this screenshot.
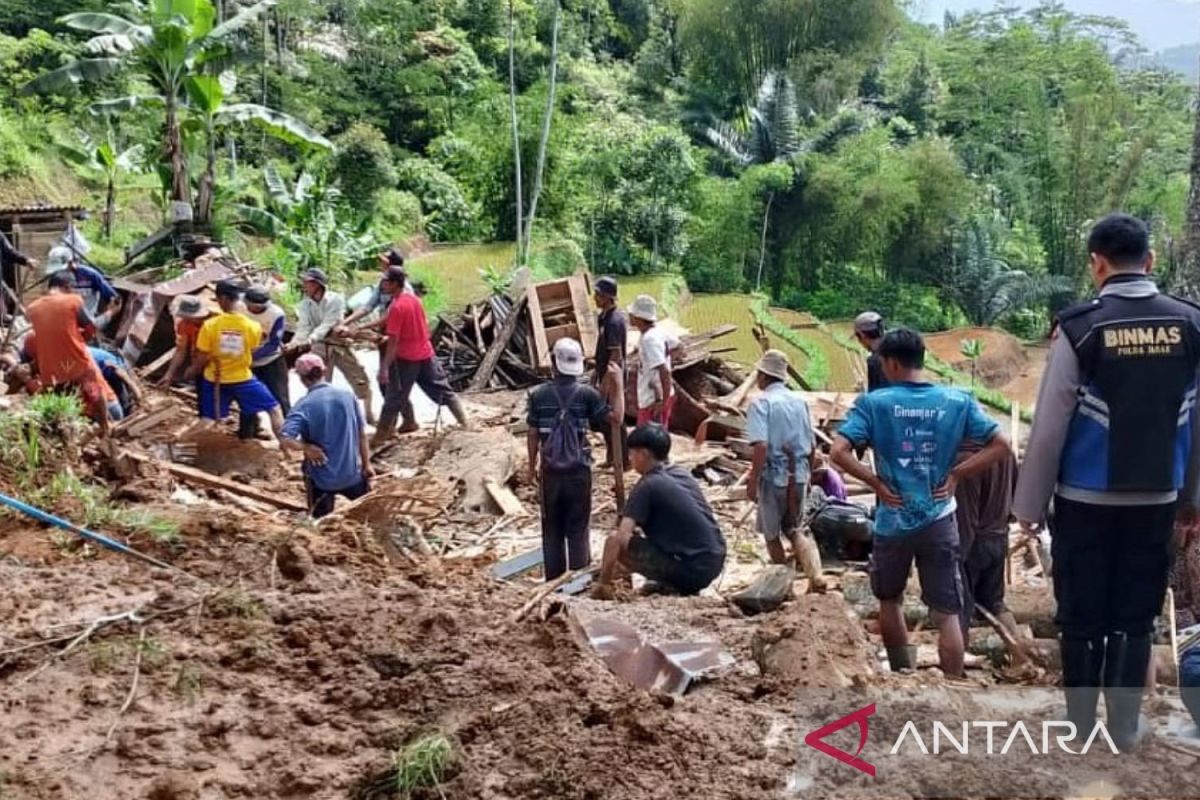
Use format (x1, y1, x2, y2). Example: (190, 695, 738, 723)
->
(184, 72, 330, 224)
(57, 132, 144, 240)
(25, 0, 280, 221)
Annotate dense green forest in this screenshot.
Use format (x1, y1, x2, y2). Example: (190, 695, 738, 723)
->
(0, 0, 1195, 336)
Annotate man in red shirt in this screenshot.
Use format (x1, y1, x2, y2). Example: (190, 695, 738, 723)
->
(375, 266, 467, 443)
(24, 270, 116, 434)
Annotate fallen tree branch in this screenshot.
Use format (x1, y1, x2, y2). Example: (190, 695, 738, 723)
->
(977, 607, 1029, 667)
(511, 566, 598, 624)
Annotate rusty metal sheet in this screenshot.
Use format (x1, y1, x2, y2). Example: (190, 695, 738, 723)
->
(568, 611, 734, 695)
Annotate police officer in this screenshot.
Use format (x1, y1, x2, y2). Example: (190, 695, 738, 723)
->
(1014, 213, 1200, 751)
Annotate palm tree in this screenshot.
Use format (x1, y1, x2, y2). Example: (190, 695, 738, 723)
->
(690, 72, 874, 289)
(947, 218, 1073, 327)
(25, 0, 329, 225)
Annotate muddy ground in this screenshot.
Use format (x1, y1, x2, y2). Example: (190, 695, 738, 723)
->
(2, 395, 1199, 799)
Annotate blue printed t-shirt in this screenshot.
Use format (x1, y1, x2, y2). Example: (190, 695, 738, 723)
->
(837, 382, 999, 537)
(281, 383, 365, 492)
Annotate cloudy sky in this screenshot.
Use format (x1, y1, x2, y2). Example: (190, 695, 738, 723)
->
(910, 0, 1200, 50)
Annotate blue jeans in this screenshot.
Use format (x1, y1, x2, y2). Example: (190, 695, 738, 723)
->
(1182, 648, 1200, 728)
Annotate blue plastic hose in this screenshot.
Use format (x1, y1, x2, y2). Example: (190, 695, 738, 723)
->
(0, 491, 173, 570)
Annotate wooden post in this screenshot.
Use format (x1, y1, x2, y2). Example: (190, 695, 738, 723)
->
(1011, 401, 1021, 462)
(470, 294, 528, 391)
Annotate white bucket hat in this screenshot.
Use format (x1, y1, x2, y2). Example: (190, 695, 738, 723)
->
(553, 337, 585, 377)
(628, 294, 658, 322)
(756, 349, 790, 381)
(44, 245, 74, 275)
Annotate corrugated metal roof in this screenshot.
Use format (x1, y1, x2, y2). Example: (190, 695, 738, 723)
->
(0, 204, 86, 216)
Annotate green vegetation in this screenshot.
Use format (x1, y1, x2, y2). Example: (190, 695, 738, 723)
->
(1, 0, 1194, 415)
(394, 733, 455, 798)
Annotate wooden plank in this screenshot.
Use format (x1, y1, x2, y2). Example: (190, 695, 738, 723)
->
(526, 282, 550, 370)
(125, 451, 307, 512)
(568, 274, 599, 362)
(484, 478, 526, 516)
(470, 304, 485, 352)
(470, 294, 529, 391)
(138, 347, 176, 377)
(490, 547, 544, 580)
(113, 405, 176, 438)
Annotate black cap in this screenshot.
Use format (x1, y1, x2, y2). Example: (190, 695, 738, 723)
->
(244, 287, 270, 305)
(383, 266, 407, 285)
(596, 276, 618, 298)
(300, 268, 328, 287)
(383, 247, 405, 267)
(214, 281, 241, 299)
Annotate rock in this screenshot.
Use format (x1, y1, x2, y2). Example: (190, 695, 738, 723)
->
(730, 565, 795, 615)
(146, 772, 199, 800)
(276, 542, 314, 582)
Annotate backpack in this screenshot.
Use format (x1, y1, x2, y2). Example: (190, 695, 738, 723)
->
(542, 384, 586, 473)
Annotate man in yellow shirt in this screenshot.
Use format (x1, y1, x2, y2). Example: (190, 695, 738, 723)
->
(187, 282, 284, 435)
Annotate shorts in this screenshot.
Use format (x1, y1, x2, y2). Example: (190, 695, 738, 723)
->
(197, 377, 280, 421)
(757, 479, 805, 541)
(627, 536, 723, 596)
(636, 393, 676, 430)
(1181, 648, 1200, 727)
(869, 513, 962, 615)
(963, 534, 1007, 617)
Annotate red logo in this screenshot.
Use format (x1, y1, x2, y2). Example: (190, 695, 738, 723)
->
(803, 703, 877, 777)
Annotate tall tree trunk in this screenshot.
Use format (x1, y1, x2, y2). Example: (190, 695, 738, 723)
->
(104, 176, 115, 240)
(195, 124, 217, 225)
(521, 0, 561, 264)
(166, 98, 190, 213)
(1177, 59, 1200, 300)
(755, 191, 776, 292)
(508, 0, 523, 265)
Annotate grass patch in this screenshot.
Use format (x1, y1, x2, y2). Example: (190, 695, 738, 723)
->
(208, 588, 264, 620)
(750, 296, 830, 390)
(395, 733, 455, 798)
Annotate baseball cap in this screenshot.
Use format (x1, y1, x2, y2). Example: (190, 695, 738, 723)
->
(553, 337, 585, 377)
(44, 246, 74, 275)
(244, 286, 270, 305)
(214, 281, 241, 299)
(295, 352, 326, 378)
(628, 294, 658, 322)
(854, 311, 884, 335)
(300, 268, 328, 287)
(755, 349, 790, 381)
(595, 276, 618, 298)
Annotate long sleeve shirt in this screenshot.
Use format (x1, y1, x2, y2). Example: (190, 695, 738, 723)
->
(294, 290, 346, 346)
(0, 231, 29, 268)
(1013, 278, 1200, 522)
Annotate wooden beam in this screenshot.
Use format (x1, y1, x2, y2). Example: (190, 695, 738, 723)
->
(470, 294, 528, 391)
(125, 451, 307, 512)
(138, 347, 176, 378)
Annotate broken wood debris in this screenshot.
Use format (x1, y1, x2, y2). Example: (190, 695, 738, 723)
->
(125, 452, 307, 512)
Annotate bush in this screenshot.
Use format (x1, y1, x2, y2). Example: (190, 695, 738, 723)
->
(529, 239, 586, 279)
(395, 156, 479, 242)
(779, 266, 964, 332)
(332, 122, 397, 211)
(372, 189, 424, 240)
(0, 107, 32, 178)
(998, 308, 1049, 341)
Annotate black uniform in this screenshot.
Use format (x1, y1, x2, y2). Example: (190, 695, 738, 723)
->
(1014, 273, 1200, 749)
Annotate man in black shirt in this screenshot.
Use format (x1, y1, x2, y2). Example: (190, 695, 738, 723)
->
(0, 231, 33, 321)
(596, 424, 727, 596)
(594, 275, 629, 469)
(854, 311, 888, 392)
(527, 337, 612, 581)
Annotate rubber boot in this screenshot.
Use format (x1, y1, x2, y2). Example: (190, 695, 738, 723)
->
(371, 410, 398, 448)
(886, 645, 917, 672)
(1061, 637, 1104, 738)
(398, 400, 419, 434)
(1103, 633, 1152, 753)
(446, 395, 471, 430)
(792, 532, 826, 594)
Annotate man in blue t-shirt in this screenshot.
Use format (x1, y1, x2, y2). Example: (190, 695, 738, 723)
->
(88, 346, 142, 416)
(832, 328, 1011, 677)
(280, 353, 375, 518)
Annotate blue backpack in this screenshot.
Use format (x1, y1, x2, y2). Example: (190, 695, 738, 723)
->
(542, 384, 585, 472)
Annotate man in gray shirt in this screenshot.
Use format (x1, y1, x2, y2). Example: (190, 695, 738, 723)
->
(286, 268, 376, 425)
